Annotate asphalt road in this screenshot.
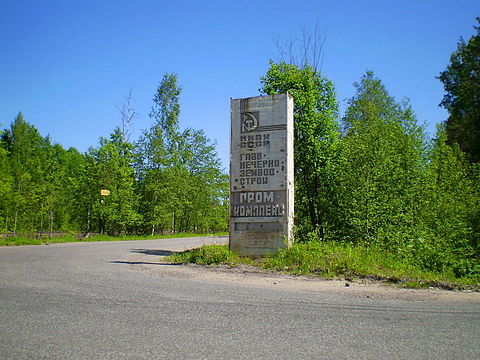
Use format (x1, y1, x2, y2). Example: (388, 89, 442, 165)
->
(0, 237, 479, 360)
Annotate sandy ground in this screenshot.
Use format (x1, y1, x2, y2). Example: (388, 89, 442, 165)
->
(125, 250, 480, 303)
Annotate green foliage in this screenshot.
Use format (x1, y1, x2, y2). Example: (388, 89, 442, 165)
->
(79, 127, 141, 235)
(167, 244, 251, 265)
(332, 71, 427, 245)
(434, 18, 480, 276)
(0, 113, 80, 232)
(0, 135, 13, 230)
(1, 73, 228, 237)
(420, 126, 480, 277)
(264, 241, 416, 278)
(150, 72, 181, 144)
(328, 71, 479, 278)
(438, 18, 480, 162)
(258, 62, 479, 279)
(260, 61, 339, 239)
(137, 73, 228, 235)
(266, 240, 479, 287)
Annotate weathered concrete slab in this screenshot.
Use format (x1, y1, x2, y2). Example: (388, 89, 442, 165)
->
(230, 93, 294, 256)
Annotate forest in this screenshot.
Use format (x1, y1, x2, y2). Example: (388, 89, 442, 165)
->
(0, 73, 229, 237)
(1, 21, 478, 277)
(258, 21, 479, 278)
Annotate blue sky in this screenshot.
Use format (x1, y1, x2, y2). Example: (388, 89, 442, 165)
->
(1, 0, 478, 169)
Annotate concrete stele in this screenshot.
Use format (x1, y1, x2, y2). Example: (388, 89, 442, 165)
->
(229, 93, 294, 256)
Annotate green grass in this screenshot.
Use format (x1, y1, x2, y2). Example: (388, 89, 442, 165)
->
(167, 242, 480, 290)
(0, 232, 228, 247)
(167, 244, 255, 266)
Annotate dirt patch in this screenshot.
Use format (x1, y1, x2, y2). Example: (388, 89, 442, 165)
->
(123, 250, 480, 303)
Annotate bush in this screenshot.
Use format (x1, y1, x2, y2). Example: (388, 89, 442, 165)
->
(168, 244, 240, 265)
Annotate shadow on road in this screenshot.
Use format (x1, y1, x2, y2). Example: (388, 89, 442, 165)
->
(130, 249, 180, 256)
(110, 248, 184, 266)
(111, 260, 181, 266)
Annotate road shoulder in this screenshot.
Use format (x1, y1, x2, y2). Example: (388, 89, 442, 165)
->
(124, 249, 480, 303)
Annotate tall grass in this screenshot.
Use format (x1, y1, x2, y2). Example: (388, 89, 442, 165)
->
(167, 244, 254, 266)
(168, 242, 479, 289)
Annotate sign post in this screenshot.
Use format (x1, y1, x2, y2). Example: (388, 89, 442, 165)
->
(229, 93, 294, 256)
(100, 189, 110, 197)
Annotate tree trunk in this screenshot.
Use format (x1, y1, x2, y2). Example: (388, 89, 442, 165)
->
(13, 210, 18, 236)
(87, 209, 90, 232)
(172, 212, 176, 234)
(49, 211, 53, 238)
